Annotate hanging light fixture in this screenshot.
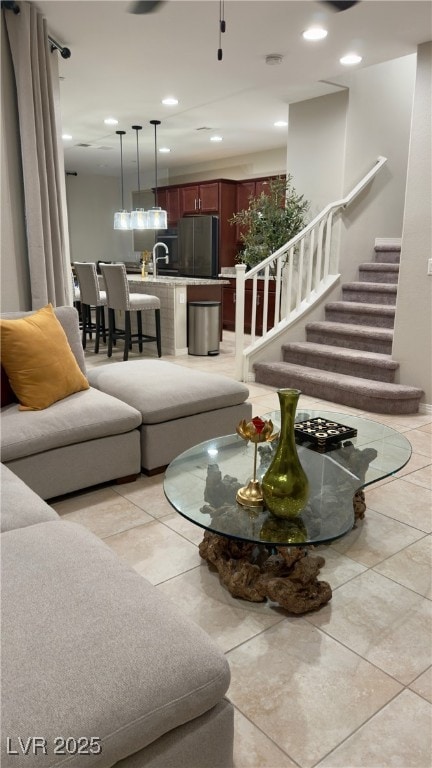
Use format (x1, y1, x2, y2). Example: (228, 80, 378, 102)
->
(113, 130, 131, 230)
(146, 119, 168, 230)
(130, 125, 148, 230)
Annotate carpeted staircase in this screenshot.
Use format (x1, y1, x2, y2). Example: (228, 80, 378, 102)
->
(254, 243, 424, 414)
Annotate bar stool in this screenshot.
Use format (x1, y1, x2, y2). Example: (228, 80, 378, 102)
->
(99, 263, 162, 361)
(73, 262, 107, 353)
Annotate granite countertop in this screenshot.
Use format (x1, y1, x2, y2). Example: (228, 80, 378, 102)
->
(127, 275, 229, 286)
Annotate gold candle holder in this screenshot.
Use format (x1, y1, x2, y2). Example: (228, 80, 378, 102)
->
(235, 417, 278, 507)
(141, 250, 151, 279)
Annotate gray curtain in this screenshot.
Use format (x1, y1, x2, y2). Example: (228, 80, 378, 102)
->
(4, 1, 71, 309)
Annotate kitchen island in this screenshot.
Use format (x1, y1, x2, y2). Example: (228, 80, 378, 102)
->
(126, 275, 229, 356)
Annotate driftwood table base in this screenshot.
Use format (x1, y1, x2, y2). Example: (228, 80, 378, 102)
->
(198, 531, 332, 614)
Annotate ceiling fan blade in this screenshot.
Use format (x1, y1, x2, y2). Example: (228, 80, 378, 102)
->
(321, 1, 360, 11)
(129, 1, 165, 14)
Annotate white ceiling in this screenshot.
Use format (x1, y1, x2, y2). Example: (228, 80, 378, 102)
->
(35, 0, 432, 178)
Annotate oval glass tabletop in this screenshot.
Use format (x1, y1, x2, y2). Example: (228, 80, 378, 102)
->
(164, 411, 412, 549)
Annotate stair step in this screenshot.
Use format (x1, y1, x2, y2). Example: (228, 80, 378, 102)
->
(253, 362, 423, 415)
(358, 263, 399, 284)
(282, 342, 398, 383)
(306, 321, 393, 354)
(342, 282, 397, 305)
(325, 301, 395, 328)
(374, 245, 401, 264)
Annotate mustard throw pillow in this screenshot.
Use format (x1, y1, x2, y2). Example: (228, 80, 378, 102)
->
(0, 304, 89, 410)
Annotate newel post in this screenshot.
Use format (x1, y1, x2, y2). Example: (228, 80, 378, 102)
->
(234, 263, 247, 380)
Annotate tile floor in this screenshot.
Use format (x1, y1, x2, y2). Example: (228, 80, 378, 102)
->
(52, 334, 432, 768)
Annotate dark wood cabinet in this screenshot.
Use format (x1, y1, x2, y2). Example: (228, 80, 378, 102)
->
(157, 179, 238, 270)
(157, 187, 180, 227)
(180, 182, 219, 215)
(180, 185, 199, 215)
(223, 278, 277, 334)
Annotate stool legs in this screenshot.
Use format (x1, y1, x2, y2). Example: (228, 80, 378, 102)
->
(107, 308, 115, 357)
(124, 312, 131, 361)
(105, 308, 161, 359)
(94, 306, 106, 354)
(155, 309, 162, 357)
(137, 312, 143, 352)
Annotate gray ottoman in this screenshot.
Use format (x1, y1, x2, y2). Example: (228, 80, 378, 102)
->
(87, 360, 252, 473)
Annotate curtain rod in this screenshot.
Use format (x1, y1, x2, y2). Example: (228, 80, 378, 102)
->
(48, 35, 71, 59)
(1, 2, 72, 58)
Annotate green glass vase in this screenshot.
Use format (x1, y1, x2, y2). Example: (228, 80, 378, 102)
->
(261, 389, 309, 518)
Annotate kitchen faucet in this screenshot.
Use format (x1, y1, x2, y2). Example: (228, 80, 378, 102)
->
(152, 242, 169, 277)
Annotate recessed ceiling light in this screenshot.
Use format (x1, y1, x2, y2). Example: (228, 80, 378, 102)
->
(62, 134, 73, 140)
(104, 117, 118, 125)
(303, 27, 328, 41)
(274, 121, 288, 128)
(159, 147, 171, 153)
(210, 135, 223, 142)
(162, 97, 178, 106)
(340, 53, 362, 66)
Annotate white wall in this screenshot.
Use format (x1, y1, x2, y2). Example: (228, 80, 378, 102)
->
(287, 89, 348, 217)
(392, 42, 432, 402)
(66, 173, 134, 263)
(166, 147, 287, 185)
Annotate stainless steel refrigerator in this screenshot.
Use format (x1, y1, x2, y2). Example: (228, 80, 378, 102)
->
(178, 215, 219, 278)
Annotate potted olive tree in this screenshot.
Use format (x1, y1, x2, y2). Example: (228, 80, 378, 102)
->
(230, 175, 310, 271)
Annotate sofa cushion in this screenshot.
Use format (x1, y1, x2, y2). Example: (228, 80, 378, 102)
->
(0, 464, 59, 532)
(0, 304, 89, 410)
(87, 360, 250, 424)
(1, 388, 142, 462)
(1, 520, 231, 768)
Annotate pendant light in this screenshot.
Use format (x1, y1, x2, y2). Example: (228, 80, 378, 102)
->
(130, 124, 148, 229)
(113, 130, 131, 230)
(146, 119, 168, 230)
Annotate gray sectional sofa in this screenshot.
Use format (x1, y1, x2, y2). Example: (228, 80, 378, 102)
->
(1, 463, 234, 768)
(0, 305, 252, 766)
(1, 306, 251, 499)
(0, 304, 253, 765)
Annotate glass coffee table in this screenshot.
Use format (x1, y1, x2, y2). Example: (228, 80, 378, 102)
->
(164, 410, 412, 614)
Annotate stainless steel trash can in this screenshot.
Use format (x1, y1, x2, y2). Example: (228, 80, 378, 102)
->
(188, 301, 221, 356)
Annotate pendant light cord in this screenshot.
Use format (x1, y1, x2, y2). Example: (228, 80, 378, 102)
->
(132, 125, 142, 193)
(150, 119, 161, 207)
(116, 130, 126, 210)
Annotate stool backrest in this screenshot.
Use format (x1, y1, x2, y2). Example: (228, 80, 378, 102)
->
(73, 262, 102, 306)
(99, 263, 131, 311)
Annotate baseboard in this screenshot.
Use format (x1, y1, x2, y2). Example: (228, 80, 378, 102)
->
(418, 402, 432, 415)
(375, 237, 402, 247)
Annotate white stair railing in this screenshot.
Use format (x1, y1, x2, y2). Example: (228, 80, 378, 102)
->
(234, 156, 387, 380)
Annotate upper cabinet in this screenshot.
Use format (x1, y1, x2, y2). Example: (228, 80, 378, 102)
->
(157, 187, 180, 227)
(156, 179, 238, 269)
(180, 182, 219, 214)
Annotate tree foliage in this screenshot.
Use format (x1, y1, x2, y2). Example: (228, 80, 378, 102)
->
(230, 176, 310, 270)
